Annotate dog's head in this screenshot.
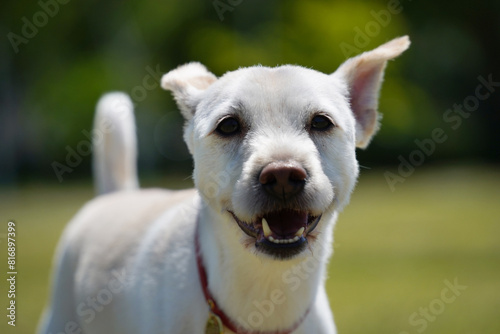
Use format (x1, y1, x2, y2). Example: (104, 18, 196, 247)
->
(162, 37, 410, 260)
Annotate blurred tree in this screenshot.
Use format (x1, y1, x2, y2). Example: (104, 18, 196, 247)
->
(0, 0, 498, 184)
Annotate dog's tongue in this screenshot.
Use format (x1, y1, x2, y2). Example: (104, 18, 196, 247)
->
(264, 211, 307, 237)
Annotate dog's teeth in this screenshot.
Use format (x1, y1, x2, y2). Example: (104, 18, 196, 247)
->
(262, 218, 272, 238)
(295, 227, 305, 237)
(267, 235, 300, 244)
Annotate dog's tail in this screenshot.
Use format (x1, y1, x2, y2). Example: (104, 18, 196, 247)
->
(93, 92, 139, 195)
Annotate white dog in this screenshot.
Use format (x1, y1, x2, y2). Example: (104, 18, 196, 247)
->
(39, 36, 410, 334)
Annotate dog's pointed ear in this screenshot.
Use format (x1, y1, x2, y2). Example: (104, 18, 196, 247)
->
(333, 36, 410, 148)
(161, 62, 217, 120)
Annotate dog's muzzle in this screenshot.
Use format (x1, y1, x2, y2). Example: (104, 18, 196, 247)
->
(230, 161, 322, 259)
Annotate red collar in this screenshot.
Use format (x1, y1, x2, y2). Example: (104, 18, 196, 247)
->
(195, 222, 309, 334)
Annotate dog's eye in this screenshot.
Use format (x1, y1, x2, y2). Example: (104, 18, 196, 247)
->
(311, 115, 334, 131)
(216, 117, 240, 136)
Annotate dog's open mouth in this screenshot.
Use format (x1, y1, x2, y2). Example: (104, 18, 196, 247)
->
(229, 210, 321, 259)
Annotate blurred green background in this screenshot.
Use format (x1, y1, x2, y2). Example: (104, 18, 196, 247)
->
(1, 0, 499, 333)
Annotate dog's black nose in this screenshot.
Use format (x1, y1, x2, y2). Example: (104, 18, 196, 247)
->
(259, 161, 307, 199)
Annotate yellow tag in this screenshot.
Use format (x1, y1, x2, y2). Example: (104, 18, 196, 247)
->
(205, 311, 223, 334)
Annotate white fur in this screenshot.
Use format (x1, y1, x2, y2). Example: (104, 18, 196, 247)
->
(39, 37, 410, 334)
(93, 92, 138, 195)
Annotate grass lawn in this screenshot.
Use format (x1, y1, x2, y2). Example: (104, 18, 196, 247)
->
(1, 165, 499, 333)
